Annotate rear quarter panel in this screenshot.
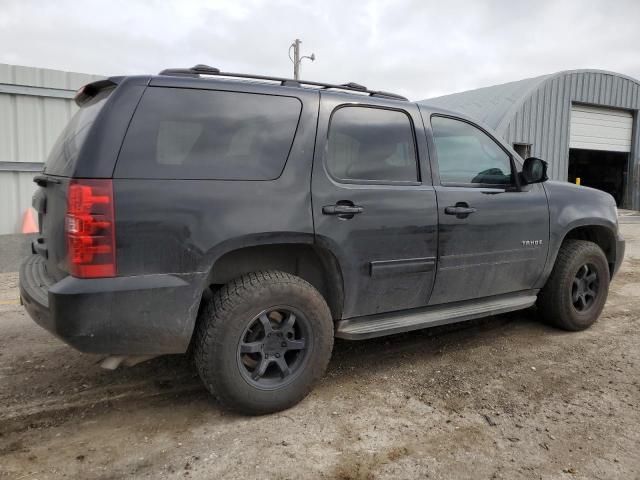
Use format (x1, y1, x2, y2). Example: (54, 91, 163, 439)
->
(73, 76, 149, 178)
(112, 85, 319, 278)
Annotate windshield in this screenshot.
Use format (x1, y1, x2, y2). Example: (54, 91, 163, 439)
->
(44, 87, 113, 176)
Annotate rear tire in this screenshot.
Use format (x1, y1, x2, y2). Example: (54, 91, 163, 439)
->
(193, 271, 334, 415)
(537, 240, 610, 331)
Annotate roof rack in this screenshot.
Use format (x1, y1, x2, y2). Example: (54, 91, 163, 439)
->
(158, 64, 408, 101)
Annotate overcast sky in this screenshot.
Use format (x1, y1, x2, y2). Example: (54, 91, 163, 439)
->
(1, 0, 639, 100)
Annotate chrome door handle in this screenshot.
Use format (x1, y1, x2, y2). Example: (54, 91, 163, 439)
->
(322, 201, 363, 219)
(444, 206, 476, 215)
(444, 202, 476, 218)
(323, 205, 363, 215)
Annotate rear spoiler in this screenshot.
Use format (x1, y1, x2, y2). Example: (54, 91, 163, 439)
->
(74, 78, 120, 106)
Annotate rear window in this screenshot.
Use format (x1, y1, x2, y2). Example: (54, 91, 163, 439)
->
(44, 88, 113, 176)
(115, 88, 302, 180)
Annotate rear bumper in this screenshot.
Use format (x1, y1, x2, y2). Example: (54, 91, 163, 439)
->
(19, 254, 205, 355)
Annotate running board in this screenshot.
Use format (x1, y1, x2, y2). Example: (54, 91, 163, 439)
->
(335, 291, 537, 340)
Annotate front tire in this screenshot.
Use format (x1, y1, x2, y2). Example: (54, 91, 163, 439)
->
(537, 240, 610, 331)
(193, 271, 334, 415)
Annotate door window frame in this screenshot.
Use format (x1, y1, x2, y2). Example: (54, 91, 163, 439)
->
(428, 114, 522, 190)
(323, 104, 422, 187)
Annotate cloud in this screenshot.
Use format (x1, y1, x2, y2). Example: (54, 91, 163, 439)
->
(1, 0, 638, 100)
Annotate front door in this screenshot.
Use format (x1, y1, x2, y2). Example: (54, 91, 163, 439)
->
(312, 93, 438, 319)
(425, 114, 550, 305)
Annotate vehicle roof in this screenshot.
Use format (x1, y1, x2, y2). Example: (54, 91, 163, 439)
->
(108, 71, 485, 126)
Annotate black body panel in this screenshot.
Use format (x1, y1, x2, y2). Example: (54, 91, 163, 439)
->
(428, 183, 549, 304)
(73, 76, 149, 178)
(538, 180, 623, 285)
(32, 176, 70, 281)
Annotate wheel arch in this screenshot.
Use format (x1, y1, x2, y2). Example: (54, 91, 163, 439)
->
(538, 222, 618, 289)
(562, 224, 617, 275)
(203, 242, 345, 321)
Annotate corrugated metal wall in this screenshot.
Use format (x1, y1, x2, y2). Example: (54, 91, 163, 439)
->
(499, 71, 640, 209)
(0, 63, 102, 234)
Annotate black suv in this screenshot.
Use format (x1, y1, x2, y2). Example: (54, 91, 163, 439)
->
(20, 65, 625, 414)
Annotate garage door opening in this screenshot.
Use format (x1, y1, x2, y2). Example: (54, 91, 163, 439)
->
(568, 149, 628, 206)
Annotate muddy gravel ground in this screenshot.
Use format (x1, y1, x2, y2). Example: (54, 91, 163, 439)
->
(1, 224, 639, 480)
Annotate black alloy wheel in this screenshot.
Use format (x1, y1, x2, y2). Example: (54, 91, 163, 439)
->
(237, 307, 311, 389)
(571, 263, 600, 312)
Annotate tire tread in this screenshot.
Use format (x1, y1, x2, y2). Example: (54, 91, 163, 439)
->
(537, 239, 609, 331)
(193, 270, 333, 414)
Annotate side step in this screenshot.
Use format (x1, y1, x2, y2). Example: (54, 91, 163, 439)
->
(335, 291, 537, 340)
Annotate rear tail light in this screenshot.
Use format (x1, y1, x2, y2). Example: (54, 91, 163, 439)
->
(65, 179, 116, 278)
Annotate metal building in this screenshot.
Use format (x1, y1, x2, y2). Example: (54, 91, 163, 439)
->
(422, 69, 640, 209)
(0, 63, 102, 234)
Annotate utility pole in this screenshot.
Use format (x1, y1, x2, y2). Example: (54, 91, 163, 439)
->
(290, 38, 315, 80)
(292, 39, 301, 80)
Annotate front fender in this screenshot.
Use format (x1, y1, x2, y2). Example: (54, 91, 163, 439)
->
(536, 181, 619, 288)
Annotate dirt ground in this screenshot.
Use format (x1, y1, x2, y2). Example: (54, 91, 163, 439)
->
(1, 224, 639, 480)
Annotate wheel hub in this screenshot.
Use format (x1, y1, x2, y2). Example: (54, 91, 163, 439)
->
(263, 332, 288, 356)
(237, 307, 310, 389)
(572, 263, 599, 312)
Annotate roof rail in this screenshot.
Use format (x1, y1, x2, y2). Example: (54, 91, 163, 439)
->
(158, 65, 408, 101)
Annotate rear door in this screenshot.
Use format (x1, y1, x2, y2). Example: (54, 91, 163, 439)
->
(312, 93, 438, 319)
(424, 113, 550, 305)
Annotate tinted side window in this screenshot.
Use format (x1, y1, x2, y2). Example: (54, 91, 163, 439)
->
(116, 88, 302, 180)
(327, 106, 418, 182)
(431, 116, 513, 185)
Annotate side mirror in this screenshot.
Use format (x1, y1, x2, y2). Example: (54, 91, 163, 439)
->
(520, 157, 548, 185)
